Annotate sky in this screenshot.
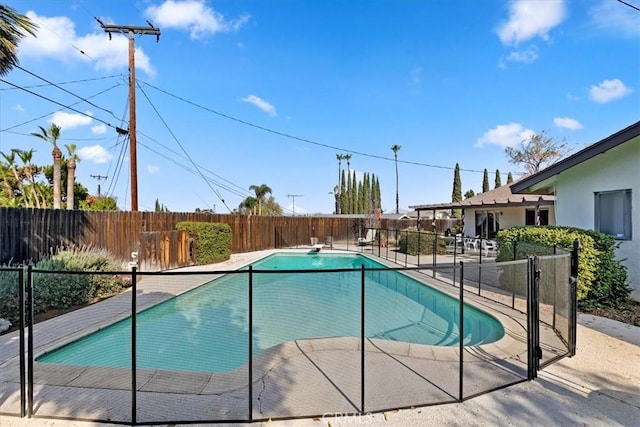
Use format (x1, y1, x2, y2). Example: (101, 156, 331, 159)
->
(1, 0, 639, 215)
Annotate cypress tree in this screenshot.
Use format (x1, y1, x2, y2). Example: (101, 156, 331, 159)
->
(340, 169, 347, 214)
(346, 170, 353, 213)
(507, 171, 514, 185)
(482, 168, 490, 193)
(494, 169, 502, 188)
(452, 163, 462, 218)
(351, 171, 357, 214)
(375, 175, 381, 211)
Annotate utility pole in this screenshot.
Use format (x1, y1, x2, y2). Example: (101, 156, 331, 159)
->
(97, 19, 160, 211)
(90, 174, 108, 197)
(287, 194, 303, 216)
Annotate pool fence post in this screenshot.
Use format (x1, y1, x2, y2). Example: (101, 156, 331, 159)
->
(131, 266, 137, 425)
(432, 230, 436, 279)
(360, 264, 366, 414)
(477, 238, 483, 295)
(18, 267, 25, 418)
(416, 229, 421, 272)
(569, 239, 579, 356)
(404, 230, 408, 267)
(26, 265, 33, 418)
(248, 266, 253, 421)
(458, 261, 464, 402)
(452, 240, 457, 287)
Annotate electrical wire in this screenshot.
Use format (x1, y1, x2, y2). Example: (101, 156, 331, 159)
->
(0, 82, 124, 133)
(139, 80, 487, 174)
(14, 65, 123, 123)
(617, 0, 640, 12)
(136, 129, 251, 196)
(137, 82, 234, 212)
(0, 78, 126, 133)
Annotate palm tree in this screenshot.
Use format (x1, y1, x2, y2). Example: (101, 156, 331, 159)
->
(335, 154, 345, 214)
(14, 148, 42, 208)
(238, 196, 257, 215)
(344, 154, 352, 172)
(64, 144, 80, 209)
(391, 144, 401, 214)
(0, 150, 25, 206)
(249, 184, 272, 215)
(0, 5, 38, 76)
(32, 123, 63, 209)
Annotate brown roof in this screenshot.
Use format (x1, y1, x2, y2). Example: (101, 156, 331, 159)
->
(409, 183, 555, 211)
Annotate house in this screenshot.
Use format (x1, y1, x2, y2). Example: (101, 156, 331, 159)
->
(409, 184, 555, 239)
(512, 121, 640, 299)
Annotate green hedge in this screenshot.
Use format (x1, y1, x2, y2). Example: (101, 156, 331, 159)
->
(495, 226, 630, 309)
(176, 221, 232, 264)
(397, 228, 446, 255)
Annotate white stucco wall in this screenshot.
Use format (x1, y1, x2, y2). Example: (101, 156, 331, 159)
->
(462, 205, 556, 237)
(553, 139, 640, 300)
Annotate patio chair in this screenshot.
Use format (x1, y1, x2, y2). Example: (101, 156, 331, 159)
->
(481, 239, 497, 256)
(357, 229, 376, 245)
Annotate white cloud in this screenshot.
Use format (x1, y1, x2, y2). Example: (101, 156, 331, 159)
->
(503, 46, 539, 65)
(554, 117, 583, 131)
(50, 111, 93, 129)
(241, 94, 277, 117)
(20, 11, 154, 75)
(589, 0, 640, 37)
(91, 124, 107, 135)
(78, 145, 113, 163)
(145, 0, 250, 39)
(496, 0, 566, 45)
(589, 79, 633, 103)
(147, 165, 160, 174)
(475, 123, 535, 148)
(12, 104, 25, 112)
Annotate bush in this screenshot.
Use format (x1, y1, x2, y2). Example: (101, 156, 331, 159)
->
(0, 247, 128, 332)
(495, 226, 630, 309)
(397, 228, 446, 255)
(176, 222, 232, 264)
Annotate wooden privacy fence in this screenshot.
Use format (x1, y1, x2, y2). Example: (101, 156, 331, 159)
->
(0, 208, 460, 270)
(138, 230, 190, 271)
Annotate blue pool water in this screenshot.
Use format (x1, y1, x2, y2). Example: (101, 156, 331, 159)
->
(36, 252, 504, 372)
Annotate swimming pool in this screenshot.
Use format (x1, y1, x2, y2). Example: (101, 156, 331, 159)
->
(36, 252, 504, 372)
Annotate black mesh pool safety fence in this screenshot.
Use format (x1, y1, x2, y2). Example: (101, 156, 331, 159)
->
(0, 240, 577, 425)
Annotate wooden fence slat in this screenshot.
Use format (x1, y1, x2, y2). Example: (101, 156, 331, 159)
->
(0, 207, 460, 269)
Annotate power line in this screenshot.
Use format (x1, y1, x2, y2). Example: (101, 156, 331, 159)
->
(287, 194, 303, 216)
(0, 78, 127, 134)
(140, 80, 486, 174)
(0, 82, 124, 133)
(137, 82, 232, 212)
(14, 65, 123, 122)
(617, 0, 640, 12)
(0, 74, 122, 91)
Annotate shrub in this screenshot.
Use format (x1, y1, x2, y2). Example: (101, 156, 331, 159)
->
(0, 247, 128, 332)
(0, 269, 21, 329)
(495, 226, 630, 309)
(176, 222, 232, 264)
(397, 228, 446, 255)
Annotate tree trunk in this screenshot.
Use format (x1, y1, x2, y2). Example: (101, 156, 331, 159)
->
(52, 146, 62, 209)
(66, 158, 75, 210)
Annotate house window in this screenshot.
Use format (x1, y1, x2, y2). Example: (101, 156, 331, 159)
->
(525, 209, 549, 226)
(595, 190, 632, 240)
(475, 211, 500, 238)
